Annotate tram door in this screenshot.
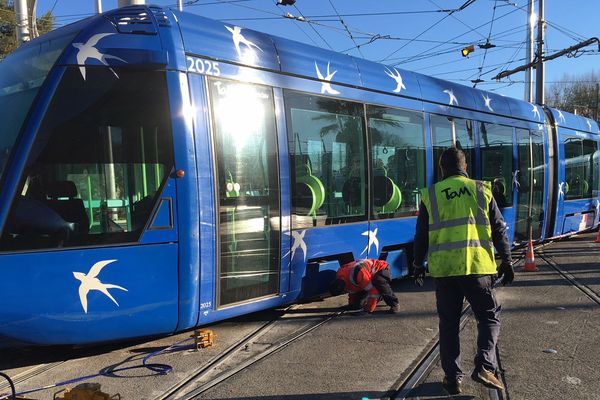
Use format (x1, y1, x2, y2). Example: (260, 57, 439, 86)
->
(515, 128, 545, 242)
(208, 78, 281, 307)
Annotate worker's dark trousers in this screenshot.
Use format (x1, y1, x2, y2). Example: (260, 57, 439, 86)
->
(372, 269, 399, 307)
(435, 275, 501, 380)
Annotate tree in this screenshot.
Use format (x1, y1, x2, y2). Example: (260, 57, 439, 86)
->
(547, 71, 600, 121)
(0, 0, 54, 60)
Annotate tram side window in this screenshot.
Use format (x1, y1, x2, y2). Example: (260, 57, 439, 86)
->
(479, 123, 513, 207)
(0, 68, 174, 251)
(431, 115, 476, 182)
(284, 91, 366, 227)
(583, 140, 598, 198)
(367, 106, 426, 218)
(564, 138, 596, 200)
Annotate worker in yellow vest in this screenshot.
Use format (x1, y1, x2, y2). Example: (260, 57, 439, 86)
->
(413, 147, 514, 395)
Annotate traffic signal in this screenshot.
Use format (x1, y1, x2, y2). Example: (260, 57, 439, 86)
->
(461, 45, 475, 57)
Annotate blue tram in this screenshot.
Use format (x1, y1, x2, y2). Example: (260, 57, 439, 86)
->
(0, 5, 598, 345)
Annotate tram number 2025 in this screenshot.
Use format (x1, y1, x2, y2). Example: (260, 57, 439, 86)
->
(187, 57, 221, 76)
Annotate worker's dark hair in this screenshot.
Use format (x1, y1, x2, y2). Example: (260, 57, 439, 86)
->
(439, 147, 467, 174)
(329, 278, 346, 296)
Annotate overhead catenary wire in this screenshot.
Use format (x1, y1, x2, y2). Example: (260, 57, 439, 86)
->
(327, 0, 364, 57)
(390, 2, 528, 66)
(473, 0, 499, 87)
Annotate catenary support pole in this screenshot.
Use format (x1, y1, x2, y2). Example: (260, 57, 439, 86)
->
(117, 0, 146, 7)
(14, 0, 30, 45)
(178, 0, 183, 11)
(524, 0, 534, 102)
(535, 0, 545, 105)
(95, 0, 103, 14)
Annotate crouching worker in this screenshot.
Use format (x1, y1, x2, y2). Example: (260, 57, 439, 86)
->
(329, 259, 399, 314)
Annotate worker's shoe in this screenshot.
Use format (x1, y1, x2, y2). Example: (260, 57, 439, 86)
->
(471, 368, 504, 390)
(388, 305, 399, 314)
(442, 377, 462, 395)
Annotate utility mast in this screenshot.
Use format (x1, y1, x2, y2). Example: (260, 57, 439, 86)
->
(14, 0, 30, 45)
(524, 0, 534, 102)
(535, 0, 545, 105)
(117, 0, 146, 7)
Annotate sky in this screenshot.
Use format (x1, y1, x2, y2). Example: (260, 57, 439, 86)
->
(35, 0, 599, 101)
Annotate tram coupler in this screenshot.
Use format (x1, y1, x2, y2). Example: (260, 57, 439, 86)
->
(54, 383, 120, 400)
(191, 329, 215, 350)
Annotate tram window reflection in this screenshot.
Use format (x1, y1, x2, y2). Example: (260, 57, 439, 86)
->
(284, 91, 367, 227)
(431, 115, 475, 182)
(564, 137, 597, 200)
(367, 106, 426, 218)
(0, 68, 174, 251)
(479, 123, 513, 207)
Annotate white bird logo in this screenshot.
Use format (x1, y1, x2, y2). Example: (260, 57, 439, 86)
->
(290, 230, 308, 262)
(586, 120, 592, 131)
(384, 67, 406, 93)
(512, 169, 520, 190)
(225, 25, 263, 59)
(73, 259, 128, 314)
(72, 33, 126, 80)
(558, 181, 566, 198)
(482, 94, 494, 112)
(443, 89, 458, 106)
(531, 104, 541, 120)
(315, 61, 340, 95)
(361, 228, 379, 256)
(595, 199, 600, 216)
(557, 110, 566, 124)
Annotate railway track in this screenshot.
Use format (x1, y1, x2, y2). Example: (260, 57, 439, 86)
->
(390, 303, 506, 400)
(158, 305, 344, 400)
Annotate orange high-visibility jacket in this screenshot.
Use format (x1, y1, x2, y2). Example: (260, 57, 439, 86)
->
(336, 259, 389, 312)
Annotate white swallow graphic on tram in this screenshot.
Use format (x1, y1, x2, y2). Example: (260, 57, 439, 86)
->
(482, 94, 494, 112)
(384, 67, 406, 93)
(594, 199, 600, 216)
(290, 230, 308, 262)
(225, 25, 263, 59)
(72, 33, 126, 81)
(361, 228, 379, 256)
(73, 259, 128, 314)
(315, 61, 340, 95)
(512, 170, 520, 190)
(443, 89, 458, 106)
(531, 104, 541, 120)
(586, 119, 592, 131)
(558, 181, 566, 198)
(557, 110, 566, 124)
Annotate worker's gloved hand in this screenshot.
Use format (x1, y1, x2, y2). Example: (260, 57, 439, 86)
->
(413, 263, 426, 287)
(497, 261, 514, 285)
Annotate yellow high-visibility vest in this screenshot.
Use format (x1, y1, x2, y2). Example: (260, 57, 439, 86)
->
(420, 175, 497, 277)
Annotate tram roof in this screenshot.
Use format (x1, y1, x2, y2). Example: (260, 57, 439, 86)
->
(19, 5, 599, 134)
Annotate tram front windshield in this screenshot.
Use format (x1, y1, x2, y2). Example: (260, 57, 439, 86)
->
(0, 32, 75, 185)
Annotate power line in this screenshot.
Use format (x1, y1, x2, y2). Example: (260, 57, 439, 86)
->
(473, 0, 499, 87)
(293, 3, 334, 50)
(390, 3, 528, 66)
(327, 0, 364, 57)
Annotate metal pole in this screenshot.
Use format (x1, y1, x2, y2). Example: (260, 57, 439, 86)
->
(95, 0, 103, 14)
(14, 0, 30, 45)
(535, 0, 545, 105)
(117, 0, 146, 7)
(178, 0, 183, 11)
(524, 0, 534, 102)
(595, 82, 599, 122)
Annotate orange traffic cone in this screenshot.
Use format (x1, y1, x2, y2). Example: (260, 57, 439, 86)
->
(523, 239, 538, 272)
(595, 229, 600, 243)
